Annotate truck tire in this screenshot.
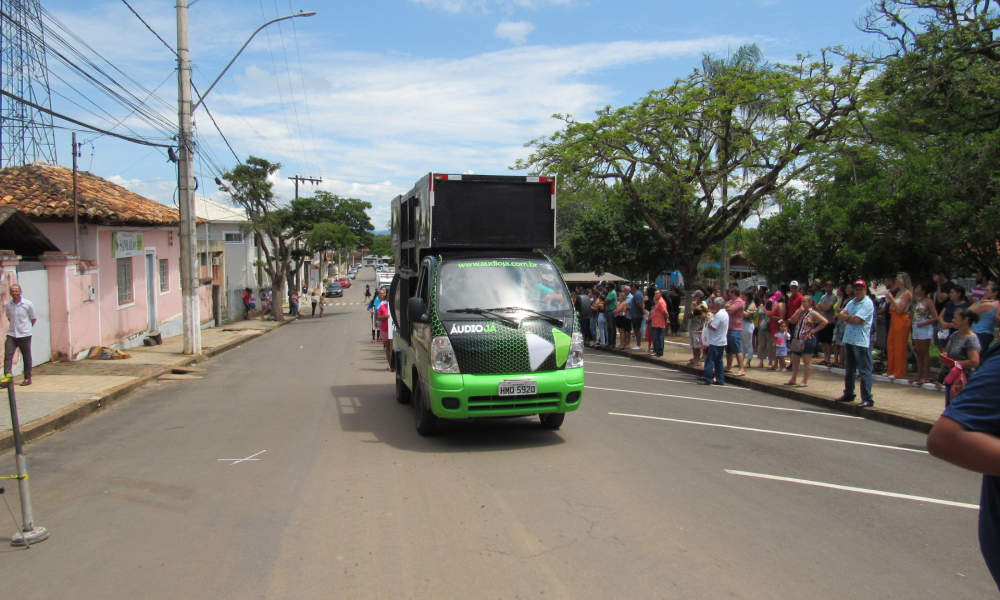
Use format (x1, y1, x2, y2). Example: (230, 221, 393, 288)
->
(413, 379, 438, 436)
(539, 412, 565, 430)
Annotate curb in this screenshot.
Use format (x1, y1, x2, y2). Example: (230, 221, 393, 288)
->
(592, 346, 934, 434)
(0, 319, 293, 453)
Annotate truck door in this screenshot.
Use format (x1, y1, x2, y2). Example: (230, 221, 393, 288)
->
(412, 259, 433, 366)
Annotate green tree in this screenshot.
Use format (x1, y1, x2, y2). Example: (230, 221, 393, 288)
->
(700, 43, 770, 289)
(516, 50, 870, 294)
(222, 157, 294, 321)
(308, 222, 357, 284)
(857, 0, 1000, 276)
(367, 234, 392, 258)
(311, 191, 374, 249)
(562, 179, 677, 281)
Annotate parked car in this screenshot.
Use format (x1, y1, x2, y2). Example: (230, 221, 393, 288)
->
(325, 282, 343, 298)
(338, 277, 351, 288)
(348, 271, 357, 279)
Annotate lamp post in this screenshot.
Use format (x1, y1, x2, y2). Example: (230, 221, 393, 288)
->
(176, 3, 315, 354)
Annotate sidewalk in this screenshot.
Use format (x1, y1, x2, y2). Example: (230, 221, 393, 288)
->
(0, 319, 289, 452)
(593, 335, 947, 433)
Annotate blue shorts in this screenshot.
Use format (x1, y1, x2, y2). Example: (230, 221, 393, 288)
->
(726, 330, 742, 355)
(790, 337, 818, 356)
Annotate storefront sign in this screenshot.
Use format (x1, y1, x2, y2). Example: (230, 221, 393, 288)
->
(111, 231, 144, 258)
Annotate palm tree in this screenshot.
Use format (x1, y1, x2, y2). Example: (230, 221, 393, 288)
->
(700, 43, 768, 289)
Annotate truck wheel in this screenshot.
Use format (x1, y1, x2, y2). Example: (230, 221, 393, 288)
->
(413, 380, 438, 436)
(539, 412, 565, 430)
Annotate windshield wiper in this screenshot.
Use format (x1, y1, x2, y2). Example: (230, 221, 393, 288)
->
(446, 308, 519, 327)
(484, 306, 565, 327)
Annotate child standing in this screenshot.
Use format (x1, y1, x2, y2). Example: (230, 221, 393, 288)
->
(775, 321, 790, 372)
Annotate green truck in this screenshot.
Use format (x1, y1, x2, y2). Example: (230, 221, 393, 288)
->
(388, 173, 584, 436)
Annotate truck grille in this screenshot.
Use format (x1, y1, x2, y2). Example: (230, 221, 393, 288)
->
(467, 393, 561, 412)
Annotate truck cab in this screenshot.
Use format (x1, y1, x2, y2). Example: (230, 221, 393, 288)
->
(389, 174, 584, 436)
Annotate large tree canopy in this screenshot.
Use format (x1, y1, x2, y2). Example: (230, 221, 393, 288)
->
(747, 0, 1000, 284)
(515, 50, 870, 288)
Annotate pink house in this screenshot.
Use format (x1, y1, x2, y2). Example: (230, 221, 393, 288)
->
(0, 163, 213, 364)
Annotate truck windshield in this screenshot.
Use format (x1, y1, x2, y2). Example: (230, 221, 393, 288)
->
(437, 258, 572, 316)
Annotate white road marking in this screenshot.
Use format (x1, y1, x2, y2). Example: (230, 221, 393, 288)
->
(608, 412, 926, 453)
(586, 371, 704, 385)
(725, 470, 978, 509)
(218, 450, 266, 465)
(591, 386, 858, 418)
(586, 360, 680, 372)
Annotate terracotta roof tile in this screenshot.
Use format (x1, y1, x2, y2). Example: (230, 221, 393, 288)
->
(0, 162, 181, 226)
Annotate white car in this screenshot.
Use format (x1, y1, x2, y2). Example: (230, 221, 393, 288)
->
(377, 272, 394, 288)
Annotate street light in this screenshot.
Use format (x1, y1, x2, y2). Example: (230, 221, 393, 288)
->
(176, 3, 315, 355)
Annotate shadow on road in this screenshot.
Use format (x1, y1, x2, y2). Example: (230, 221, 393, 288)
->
(329, 383, 566, 453)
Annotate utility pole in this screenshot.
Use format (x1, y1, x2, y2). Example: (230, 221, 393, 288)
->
(176, 8, 315, 349)
(72, 132, 80, 258)
(288, 175, 322, 290)
(176, 0, 201, 355)
(288, 175, 322, 201)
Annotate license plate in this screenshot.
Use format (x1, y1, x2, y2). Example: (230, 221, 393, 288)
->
(498, 380, 537, 396)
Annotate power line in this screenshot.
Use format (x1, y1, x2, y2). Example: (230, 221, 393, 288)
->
(191, 82, 242, 165)
(120, 0, 176, 56)
(258, 0, 303, 174)
(0, 88, 173, 148)
(286, 2, 322, 176)
(270, 0, 311, 174)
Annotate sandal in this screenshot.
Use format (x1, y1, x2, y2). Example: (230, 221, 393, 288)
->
(783, 381, 796, 386)
(796, 383, 808, 388)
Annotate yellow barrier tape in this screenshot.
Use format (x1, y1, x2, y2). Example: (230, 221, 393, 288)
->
(0, 475, 26, 480)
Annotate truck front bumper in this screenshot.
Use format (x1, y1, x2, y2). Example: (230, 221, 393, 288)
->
(426, 368, 584, 419)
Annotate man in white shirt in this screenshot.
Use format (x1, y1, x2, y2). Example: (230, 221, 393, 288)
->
(698, 297, 730, 386)
(3, 284, 36, 387)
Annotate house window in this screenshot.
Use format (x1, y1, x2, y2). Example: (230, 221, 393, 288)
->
(224, 232, 243, 243)
(159, 259, 169, 292)
(117, 257, 133, 304)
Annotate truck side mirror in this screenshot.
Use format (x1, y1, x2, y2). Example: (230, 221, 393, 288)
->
(408, 297, 429, 323)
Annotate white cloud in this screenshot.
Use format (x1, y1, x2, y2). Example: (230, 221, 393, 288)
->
(200, 35, 746, 220)
(495, 20, 536, 45)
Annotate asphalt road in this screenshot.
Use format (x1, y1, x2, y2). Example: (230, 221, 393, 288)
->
(0, 266, 994, 599)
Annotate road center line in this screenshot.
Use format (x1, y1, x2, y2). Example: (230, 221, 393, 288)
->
(608, 412, 925, 452)
(587, 360, 680, 372)
(725, 470, 977, 509)
(590, 386, 858, 418)
(586, 371, 721, 387)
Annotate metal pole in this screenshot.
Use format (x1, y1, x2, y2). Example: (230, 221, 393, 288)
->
(72, 132, 79, 258)
(177, 0, 201, 355)
(1, 376, 48, 545)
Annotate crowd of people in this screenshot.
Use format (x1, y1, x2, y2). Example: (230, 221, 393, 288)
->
(572, 269, 998, 405)
(367, 284, 394, 372)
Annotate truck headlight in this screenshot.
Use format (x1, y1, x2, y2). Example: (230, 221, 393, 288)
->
(432, 336, 461, 374)
(566, 332, 584, 369)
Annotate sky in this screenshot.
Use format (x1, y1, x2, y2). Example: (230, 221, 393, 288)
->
(30, 0, 877, 231)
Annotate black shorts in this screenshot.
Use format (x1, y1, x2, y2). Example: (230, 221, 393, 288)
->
(615, 315, 629, 329)
(817, 324, 834, 344)
(631, 317, 643, 333)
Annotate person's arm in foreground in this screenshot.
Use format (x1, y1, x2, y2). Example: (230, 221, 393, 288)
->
(928, 417, 1000, 477)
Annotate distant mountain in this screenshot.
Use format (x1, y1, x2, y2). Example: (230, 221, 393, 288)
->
(371, 230, 390, 237)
